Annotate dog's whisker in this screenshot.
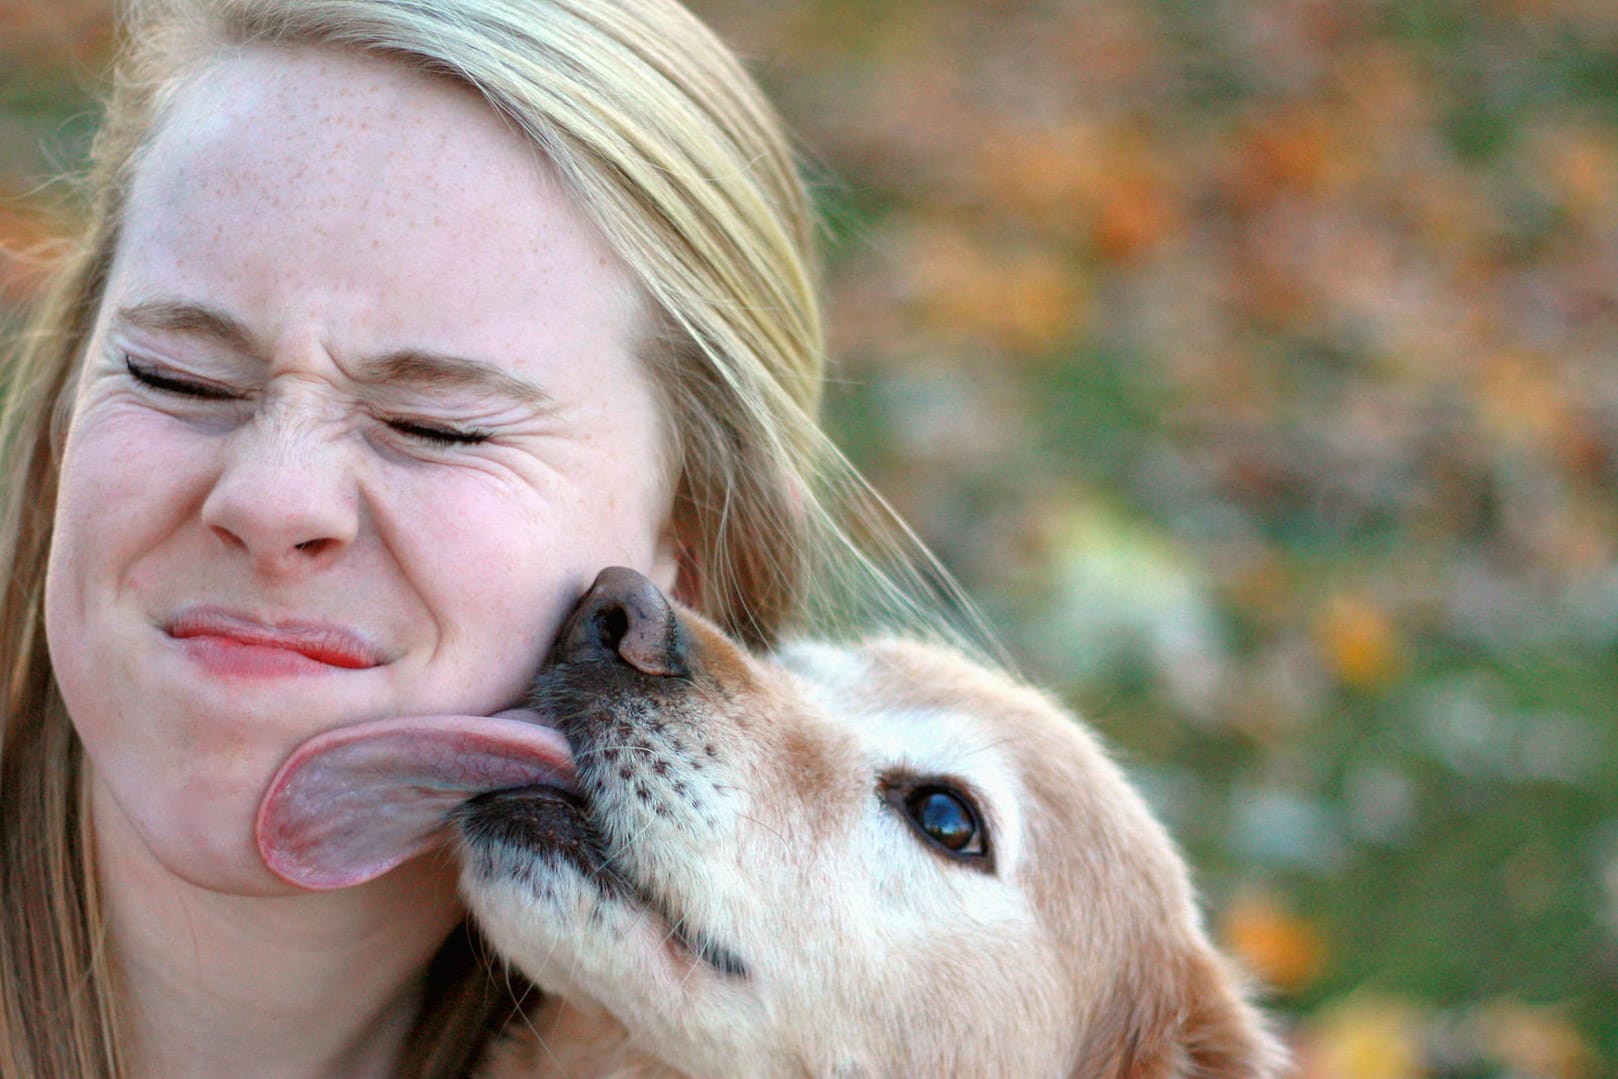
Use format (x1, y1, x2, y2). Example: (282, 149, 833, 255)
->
(652, 907, 712, 990)
(522, 977, 597, 1079)
(573, 741, 660, 760)
(655, 909, 686, 953)
(505, 966, 538, 1012)
(598, 775, 730, 865)
(675, 942, 705, 991)
(733, 810, 791, 856)
(950, 733, 1022, 760)
(599, 814, 670, 868)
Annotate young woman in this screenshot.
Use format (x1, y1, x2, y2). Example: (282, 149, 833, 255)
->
(0, 1, 965, 1074)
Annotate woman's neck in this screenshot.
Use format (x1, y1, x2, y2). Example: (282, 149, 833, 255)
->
(92, 781, 466, 1079)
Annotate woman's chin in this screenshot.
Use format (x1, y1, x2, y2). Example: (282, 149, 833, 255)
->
(85, 765, 443, 902)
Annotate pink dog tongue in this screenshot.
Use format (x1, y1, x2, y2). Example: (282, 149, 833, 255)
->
(256, 710, 574, 891)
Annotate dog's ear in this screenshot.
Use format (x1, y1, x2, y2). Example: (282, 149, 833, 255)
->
(1082, 948, 1288, 1079)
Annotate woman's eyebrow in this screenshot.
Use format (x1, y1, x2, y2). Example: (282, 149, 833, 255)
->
(116, 299, 256, 354)
(353, 350, 555, 408)
(111, 299, 554, 406)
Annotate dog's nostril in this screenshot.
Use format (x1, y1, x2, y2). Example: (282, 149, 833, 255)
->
(559, 567, 691, 679)
(594, 605, 631, 654)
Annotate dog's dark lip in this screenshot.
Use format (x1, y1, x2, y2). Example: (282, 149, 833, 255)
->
(457, 781, 749, 980)
(455, 784, 598, 861)
(459, 784, 585, 824)
(456, 784, 631, 899)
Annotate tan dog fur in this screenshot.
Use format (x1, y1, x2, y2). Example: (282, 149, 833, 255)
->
(461, 578, 1287, 1079)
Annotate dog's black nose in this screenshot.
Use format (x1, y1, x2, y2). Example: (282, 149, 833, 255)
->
(555, 566, 690, 678)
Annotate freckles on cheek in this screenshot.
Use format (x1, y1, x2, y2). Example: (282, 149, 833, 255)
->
(393, 479, 554, 634)
(51, 412, 218, 668)
(63, 408, 198, 504)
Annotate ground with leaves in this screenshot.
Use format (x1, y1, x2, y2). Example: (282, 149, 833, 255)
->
(4, 2, 1615, 1076)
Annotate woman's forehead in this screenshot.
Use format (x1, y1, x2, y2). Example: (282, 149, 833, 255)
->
(111, 43, 648, 389)
(131, 45, 545, 244)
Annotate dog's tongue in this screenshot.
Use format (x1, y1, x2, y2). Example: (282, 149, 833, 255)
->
(256, 710, 574, 890)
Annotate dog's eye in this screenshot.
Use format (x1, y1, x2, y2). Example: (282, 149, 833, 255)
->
(903, 786, 986, 860)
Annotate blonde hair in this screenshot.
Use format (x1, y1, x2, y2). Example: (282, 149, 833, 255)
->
(0, 1, 985, 1075)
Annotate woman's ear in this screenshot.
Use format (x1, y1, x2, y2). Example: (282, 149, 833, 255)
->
(1085, 948, 1289, 1079)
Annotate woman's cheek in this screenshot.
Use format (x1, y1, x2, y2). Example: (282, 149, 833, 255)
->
(49, 405, 203, 620)
(373, 468, 582, 712)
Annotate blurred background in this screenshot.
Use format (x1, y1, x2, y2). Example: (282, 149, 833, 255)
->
(3, 1, 1615, 1075)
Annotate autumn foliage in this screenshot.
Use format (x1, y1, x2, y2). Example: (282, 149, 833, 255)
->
(4, 2, 1616, 1075)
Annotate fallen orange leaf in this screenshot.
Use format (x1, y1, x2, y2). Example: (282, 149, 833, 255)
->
(1219, 889, 1329, 993)
(1315, 594, 1404, 692)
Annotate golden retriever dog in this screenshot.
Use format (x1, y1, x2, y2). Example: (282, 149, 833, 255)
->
(259, 568, 1286, 1079)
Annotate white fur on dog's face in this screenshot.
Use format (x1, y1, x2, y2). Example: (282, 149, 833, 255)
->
(459, 596, 1284, 1079)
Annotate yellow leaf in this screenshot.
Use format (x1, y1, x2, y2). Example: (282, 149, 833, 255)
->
(1303, 997, 1427, 1079)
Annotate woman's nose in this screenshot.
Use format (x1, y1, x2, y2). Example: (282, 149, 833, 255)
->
(199, 415, 361, 575)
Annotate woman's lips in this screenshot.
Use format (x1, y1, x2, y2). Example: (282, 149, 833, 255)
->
(166, 607, 387, 676)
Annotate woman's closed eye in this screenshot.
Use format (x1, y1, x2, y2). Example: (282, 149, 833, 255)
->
(126, 355, 492, 447)
(124, 355, 240, 400)
(383, 417, 492, 446)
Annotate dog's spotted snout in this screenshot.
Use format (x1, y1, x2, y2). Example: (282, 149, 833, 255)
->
(559, 566, 690, 679)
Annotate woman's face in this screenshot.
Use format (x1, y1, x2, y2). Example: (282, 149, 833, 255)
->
(44, 45, 679, 894)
